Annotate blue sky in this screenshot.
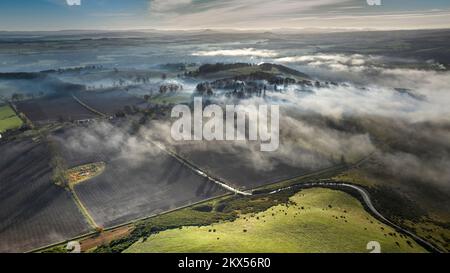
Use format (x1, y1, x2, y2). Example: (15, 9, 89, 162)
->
(1, 0, 450, 31)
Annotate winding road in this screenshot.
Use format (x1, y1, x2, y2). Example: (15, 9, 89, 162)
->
(268, 180, 443, 253)
(149, 139, 442, 252)
(48, 94, 443, 252)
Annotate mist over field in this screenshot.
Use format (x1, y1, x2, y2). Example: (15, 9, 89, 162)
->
(1, 29, 450, 252)
(1, 30, 448, 193)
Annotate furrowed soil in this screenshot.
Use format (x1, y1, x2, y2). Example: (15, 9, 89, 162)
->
(0, 140, 90, 253)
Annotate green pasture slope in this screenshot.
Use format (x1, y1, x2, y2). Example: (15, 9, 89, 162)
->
(125, 188, 426, 253)
(0, 104, 23, 133)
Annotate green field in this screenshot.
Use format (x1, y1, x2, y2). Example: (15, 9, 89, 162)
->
(125, 188, 426, 253)
(333, 169, 450, 252)
(0, 105, 23, 133)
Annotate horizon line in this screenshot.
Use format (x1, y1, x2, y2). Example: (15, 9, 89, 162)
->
(1, 26, 450, 33)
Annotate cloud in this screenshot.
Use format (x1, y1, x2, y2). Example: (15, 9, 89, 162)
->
(377, 150, 450, 191)
(141, 98, 375, 173)
(192, 48, 278, 58)
(277, 53, 375, 69)
(66, 0, 81, 6)
(150, 0, 350, 15)
(150, 0, 192, 13)
(275, 53, 450, 117)
(145, 0, 450, 30)
(270, 82, 450, 123)
(147, 0, 358, 29)
(57, 122, 163, 168)
(53, 63, 450, 198)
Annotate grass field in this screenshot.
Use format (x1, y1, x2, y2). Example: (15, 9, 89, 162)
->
(0, 105, 23, 133)
(333, 168, 450, 252)
(125, 188, 426, 253)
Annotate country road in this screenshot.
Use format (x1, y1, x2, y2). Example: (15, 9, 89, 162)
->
(148, 141, 443, 252)
(71, 93, 109, 118)
(147, 139, 252, 196)
(68, 94, 259, 197)
(268, 181, 443, 253)
(36, 95, 443, 253)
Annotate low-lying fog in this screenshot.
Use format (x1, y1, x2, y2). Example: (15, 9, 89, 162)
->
(2, 30, 450, 201)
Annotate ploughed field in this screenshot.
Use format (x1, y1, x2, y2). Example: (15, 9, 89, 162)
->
(76, 90, 146, 116)
(14, 90, 146, 124)
(169, 141, 334, 190)
(177, 148, 310, 189)
(53, 126, 227, 228)
(75, 154, 226, 228)
(0, 140, 90, 253)
(15, 94, 95, 123)
(51, 128, 116, 168)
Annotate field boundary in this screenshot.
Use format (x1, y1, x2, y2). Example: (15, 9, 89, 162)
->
(29, 150, 371, 253)
(28, 192, 233, 253)
(252, 152, 376, 192)
(71, 94, 109, 118)
(68, 186, 100, 230)
(31, 141, 439, 253)
(148, 139, 252, 196)
(30, 161, 350, 253)
(0, 102, 25, 133)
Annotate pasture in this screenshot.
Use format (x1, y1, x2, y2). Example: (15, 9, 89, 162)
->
(0, 104, 23, 133)
(125, 188, 426, 253)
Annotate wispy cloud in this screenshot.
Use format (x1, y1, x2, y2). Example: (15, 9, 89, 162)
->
(146, 0, 450, 30)
(150, 0, 192, 13)
(66, 0, 81, 6)
(192, 48, 278, 58)
(148, 0, 357, 29)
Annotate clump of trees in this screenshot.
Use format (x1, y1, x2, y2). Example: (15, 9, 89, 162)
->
(198, 63, 252, 75)
(196, 82, 214, 96)
(47, 140, 68, 188)
(193, 205, 213, 213)
(11, 93, 25, 101)
(159, 83, 183, 94)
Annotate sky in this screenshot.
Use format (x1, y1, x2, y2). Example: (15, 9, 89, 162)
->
(0, 0, 450, 31)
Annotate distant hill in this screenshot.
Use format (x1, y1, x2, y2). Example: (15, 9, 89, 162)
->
(192, 62, 311, 82)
